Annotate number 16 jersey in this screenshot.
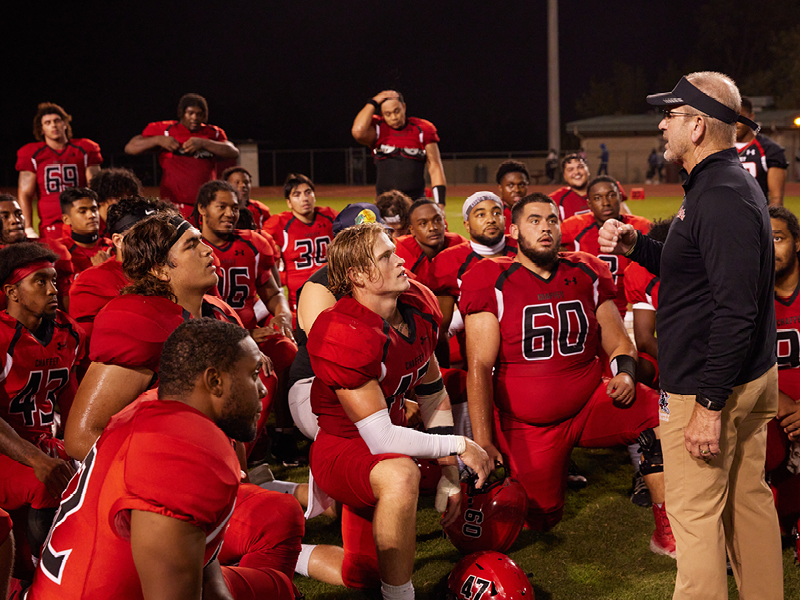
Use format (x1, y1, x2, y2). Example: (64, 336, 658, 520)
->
(460, 253, 617, 425)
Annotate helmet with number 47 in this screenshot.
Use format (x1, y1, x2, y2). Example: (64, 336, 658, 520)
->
(444, 469, 528, 554)
(448, 550, 534, 599)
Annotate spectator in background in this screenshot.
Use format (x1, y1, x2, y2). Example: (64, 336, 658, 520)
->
(124, 93, 239, 219)
(598, 143, 609, 176)
(16, 103, 102, 240)
(646, 149, 658, 184)
(352, 90, 447, 204)
(375, 189, 412, 240)
(736, 96, 788, 206)
(545, 149, 559, 184)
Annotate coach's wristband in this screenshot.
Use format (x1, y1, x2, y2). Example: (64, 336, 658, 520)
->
(368, 99, 381, 110)
(695, 392, 725, 411)
(610, 354, 637, 381)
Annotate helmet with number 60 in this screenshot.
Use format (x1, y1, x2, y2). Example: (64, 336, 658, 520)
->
(444, 474, 528, 554)
(447, 551, 534, 599)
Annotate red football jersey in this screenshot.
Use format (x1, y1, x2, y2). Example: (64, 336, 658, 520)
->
(308, 279, 441, 438)
(140, 120, 229, 207)
(371, 116, 439, 160)
(624, 261, 660, 311)
(394, 232, 467, 290)
(0, 311, 84, 443)
(460, 254, 617, 424)
(428, 238, 518, 298)
(263, 207, 337, 311)
(68, 258, 129, 342)
(549, 186, 590, 221)
(776, 282, 800, 400)
(561, 213, 651, 315)
(247, 200, 272, 230)
(91, 294, 242, 374)
(28, 396, 240, 600)
(207, 230, 276, 329)
(54, 237, 113, 276)
(15, 139, 103, 231)
(736, 133, 788, 198)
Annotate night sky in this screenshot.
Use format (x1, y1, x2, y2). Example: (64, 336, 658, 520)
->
(3, 1, 710, 184)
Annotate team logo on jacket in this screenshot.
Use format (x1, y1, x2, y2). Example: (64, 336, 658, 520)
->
(658, 390, 670, 422)
(677, 204, 686, 221)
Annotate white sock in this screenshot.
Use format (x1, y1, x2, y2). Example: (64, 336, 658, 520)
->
(259, 479, 299, 495)
(381, 579, 414, 600)
(628, 442, 642, 472)
(295, 544, 315, 577)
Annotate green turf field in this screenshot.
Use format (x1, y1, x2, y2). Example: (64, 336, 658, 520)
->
(255, 193, 800, 599)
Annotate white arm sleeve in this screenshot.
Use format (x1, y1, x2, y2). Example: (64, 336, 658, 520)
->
(355, 409, 466, 458)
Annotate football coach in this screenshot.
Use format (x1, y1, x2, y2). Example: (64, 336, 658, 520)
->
(598, 71, 781, 600)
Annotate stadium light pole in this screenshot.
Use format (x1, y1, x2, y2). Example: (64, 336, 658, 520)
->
(548, 0, 560, 156)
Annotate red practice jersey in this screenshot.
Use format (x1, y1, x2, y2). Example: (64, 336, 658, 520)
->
(549, 187, 589, 221)
(28, 396, 240, 600)
(428, 238, 518, 299)
(776, 281, 800, 400)
(561, 213, 651, 315)
(308, 279, 441, 438)
(140, 120, 229, 207)
(15, 139, 103, 231)
(460, 253, 617, 424)
(264, 207, 337, 311)
(207, 230, 276, 330)
(91, 294, 242, 374)
(247, 200, 272, 230)
(68, 258, 129, 342)
(394, 232, 467, 290)
(0, 311, 84, 443)
(53, 236, 113, 276)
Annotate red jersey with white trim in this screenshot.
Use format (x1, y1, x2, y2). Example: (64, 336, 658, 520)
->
(54, 236, 113, 276)
(428, 238, 517, 298)
(0, 311, 84, 443)
(15, 139, 103, 230)
(90, 294, 242, 374)
(28, 396, 239, 600)
(776, 281, 800, 400)
(561, 213, 651, 314)
(308, 279, 441, 438)
(736, 133, 788, 198)
(140, 120, 229, 206)
(207, 230, 276, 329)
(371, 116, 440, 161)
(549, 186, 589, 221)
(624, 261, 660, 311)
(247, 200, 271, 230)
(394, 232, 467, 290)
(68, 258, 128, 342)
(460, 253, 617, 424)
(263, 207, 337, 311)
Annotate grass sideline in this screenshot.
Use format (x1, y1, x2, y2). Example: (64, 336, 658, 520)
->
(258, 192, 800, 598)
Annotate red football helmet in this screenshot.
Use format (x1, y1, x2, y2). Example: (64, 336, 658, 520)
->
(417, 458, 442, 496)
(444, 472, 528, 554)
(448, 551, 534, 599)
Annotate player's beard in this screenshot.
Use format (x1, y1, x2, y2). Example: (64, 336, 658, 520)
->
(217, 378, 260, 443)
(472, 228, 505, 248)
(776, 251, 799, 284)
(518, 233, 560, 269)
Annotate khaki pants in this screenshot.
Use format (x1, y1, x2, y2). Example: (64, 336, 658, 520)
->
(661, 365, 782, 600)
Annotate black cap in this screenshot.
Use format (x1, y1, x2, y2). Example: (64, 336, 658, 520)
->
(646, 76, 759, 132)
(332, 203, 389, 236)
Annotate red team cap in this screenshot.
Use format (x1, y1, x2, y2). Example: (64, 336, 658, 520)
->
(462, 192, 503, 222)
(646, 76, 759, 132)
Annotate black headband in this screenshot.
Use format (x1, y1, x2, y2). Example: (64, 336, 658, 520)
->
(168, 214, 193, 248)
(107, 207, 158, 236)
(646, 76, 760, 133)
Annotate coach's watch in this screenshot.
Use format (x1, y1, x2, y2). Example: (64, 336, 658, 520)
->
(695, 392, 724, 411)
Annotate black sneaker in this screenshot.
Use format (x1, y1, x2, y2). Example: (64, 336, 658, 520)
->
(630, 471, 652, 508)
(271, 430, 308, 467)
(566, 460, 588, 489)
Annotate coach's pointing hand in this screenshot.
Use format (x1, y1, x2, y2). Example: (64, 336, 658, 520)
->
(598, 218, 637, 255)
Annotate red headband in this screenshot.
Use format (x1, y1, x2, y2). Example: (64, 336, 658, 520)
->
(5, 260, 54, 286)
